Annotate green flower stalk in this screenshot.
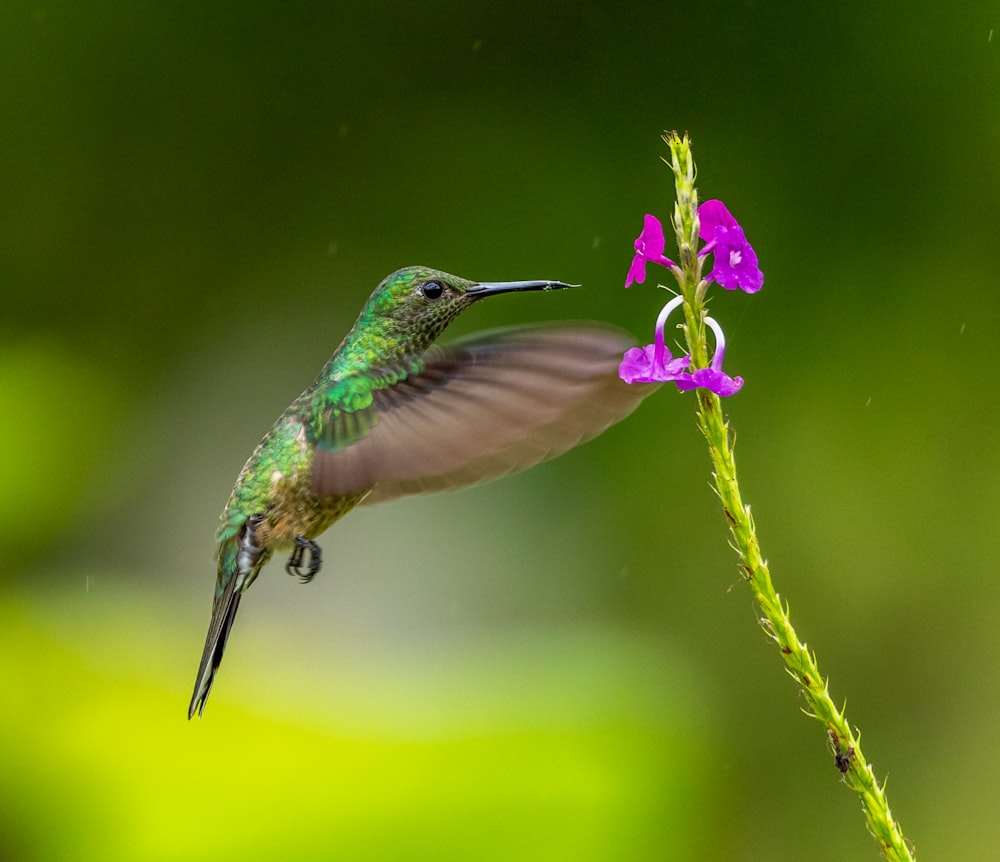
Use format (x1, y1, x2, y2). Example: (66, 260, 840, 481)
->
(621, 131, 915, 861)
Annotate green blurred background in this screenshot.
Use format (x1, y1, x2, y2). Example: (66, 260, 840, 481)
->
(2, 2, 998, 859)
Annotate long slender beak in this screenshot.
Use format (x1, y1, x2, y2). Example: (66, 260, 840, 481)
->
(466, 279, 579, 298)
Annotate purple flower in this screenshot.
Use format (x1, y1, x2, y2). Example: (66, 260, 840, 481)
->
(697, 200, 763, 294)
(618, 296, 690, 383)
(620, 296, 743, 395)
(626, 214, 677, 288)
(674, 316, 744, 396)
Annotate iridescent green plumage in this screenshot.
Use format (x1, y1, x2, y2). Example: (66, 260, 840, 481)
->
(189, 266, 657, 718)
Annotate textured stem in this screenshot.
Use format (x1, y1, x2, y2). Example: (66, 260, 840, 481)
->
(693, 387, 914, 861)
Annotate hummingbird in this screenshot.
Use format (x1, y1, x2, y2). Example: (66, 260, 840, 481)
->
(188, 265, 655, 718)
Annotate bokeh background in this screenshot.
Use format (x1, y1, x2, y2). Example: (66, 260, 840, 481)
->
(2, 2, 998, 859)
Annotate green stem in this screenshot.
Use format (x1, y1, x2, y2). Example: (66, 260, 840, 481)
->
(694, 387, 913, 861)
(662, 131, 915, 861)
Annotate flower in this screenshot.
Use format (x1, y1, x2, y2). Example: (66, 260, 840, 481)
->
(620, 196, 753, 395)
(674, 316, 744, 396)
(625, 214, 677, 288)
(697, 199, 763, 294)
(618, 296, 690, 383)
(620, 297, 744, 396)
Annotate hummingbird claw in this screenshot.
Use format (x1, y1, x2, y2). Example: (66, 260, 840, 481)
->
(286, 536, 322, 583)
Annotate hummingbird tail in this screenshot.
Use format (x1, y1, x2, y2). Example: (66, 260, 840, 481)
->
(188, 565, 246, 719)
(189, 517, 271, 719)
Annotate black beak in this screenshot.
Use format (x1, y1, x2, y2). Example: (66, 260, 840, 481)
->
(466, 279, 578, 298)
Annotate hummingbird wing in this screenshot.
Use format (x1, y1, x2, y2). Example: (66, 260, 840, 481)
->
(309, 323, 658, 504)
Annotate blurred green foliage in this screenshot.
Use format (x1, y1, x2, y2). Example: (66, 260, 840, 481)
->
(2, 1, 999, 860)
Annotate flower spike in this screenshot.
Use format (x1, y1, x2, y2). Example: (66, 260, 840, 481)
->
(613, 134, 914, 860)
(697, 200, 763, 294)
(625, 214, 677, 288)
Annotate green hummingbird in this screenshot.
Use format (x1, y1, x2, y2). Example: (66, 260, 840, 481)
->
(189, 265, 655, 718)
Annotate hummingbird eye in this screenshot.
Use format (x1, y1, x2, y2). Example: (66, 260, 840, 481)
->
(419, 281, 445, 301)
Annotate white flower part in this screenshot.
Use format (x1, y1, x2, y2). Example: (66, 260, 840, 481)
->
(652, 295, 685, 364)
(704, 315, 727, 365)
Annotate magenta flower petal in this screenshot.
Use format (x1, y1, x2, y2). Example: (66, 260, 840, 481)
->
(697, 200, 763, 294)
(675, 367, 744, 396)
(618, 344, 690, 384)
(625, 214, 677, 288)
(638, 213, 667, 259)
(698, 199, 739, 237)
(625, 254, 649, 289)
(704, 369, 744, 396)
(618, 345, 652, 382)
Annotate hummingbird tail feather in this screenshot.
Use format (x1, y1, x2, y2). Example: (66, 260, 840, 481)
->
(189, 515, 270, 719)
(188, 565, 246, 719)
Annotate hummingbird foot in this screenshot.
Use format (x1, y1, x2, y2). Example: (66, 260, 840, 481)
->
(286, 536, 322, 583)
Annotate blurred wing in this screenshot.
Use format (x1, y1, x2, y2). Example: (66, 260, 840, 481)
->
(310, 323, 658, 505)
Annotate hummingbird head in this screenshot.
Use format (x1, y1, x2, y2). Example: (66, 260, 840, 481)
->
(361, 265, 577, 355)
